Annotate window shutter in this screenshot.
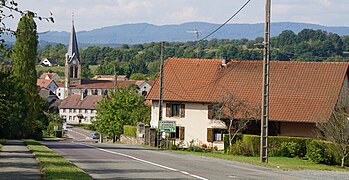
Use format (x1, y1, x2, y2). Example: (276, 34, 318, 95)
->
(180, 104, 185, 118)
(166, 103, 171, 117)
(180, 126, 185, 140)
(207, 128, 213, 142)
(208, 104, 213, 119)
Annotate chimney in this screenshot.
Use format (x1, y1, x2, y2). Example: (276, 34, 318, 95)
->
(81, 89, 87, 100)
(221, 57, 230, 68)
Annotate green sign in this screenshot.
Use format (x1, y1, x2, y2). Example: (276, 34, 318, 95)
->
(159, 121, 176, 133)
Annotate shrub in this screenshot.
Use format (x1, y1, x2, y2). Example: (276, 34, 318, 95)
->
(227, 135, 310, 157)
(279, 141, 301, 157)
(306, 140, 336, 165)
(123, 125, 137, 137)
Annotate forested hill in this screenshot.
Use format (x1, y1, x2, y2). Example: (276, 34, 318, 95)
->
(3, 22, 349, 45)
(36, 29, 349, 81)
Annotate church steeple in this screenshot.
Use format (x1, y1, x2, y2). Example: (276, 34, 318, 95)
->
(67, 13, 80, 62)
(64, 13, 81, 97)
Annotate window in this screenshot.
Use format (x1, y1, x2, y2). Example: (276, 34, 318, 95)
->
(208, 104, 221, 119)
(172, 104, 180, 117)
(170, 126, 185, 140)
(166, 103, 185, 118)
(207, 128, 226, 142)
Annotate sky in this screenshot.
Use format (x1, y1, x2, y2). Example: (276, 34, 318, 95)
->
(5, 0, 349, 32)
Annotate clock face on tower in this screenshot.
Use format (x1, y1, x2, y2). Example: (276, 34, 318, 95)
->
(72, 59, 77, 65)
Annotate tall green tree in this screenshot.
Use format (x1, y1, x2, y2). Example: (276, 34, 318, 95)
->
(94, 87, 150, 142)
(11, 12, 44, 138)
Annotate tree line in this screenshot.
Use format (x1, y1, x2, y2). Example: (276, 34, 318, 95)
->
(35, 29, 349, 80)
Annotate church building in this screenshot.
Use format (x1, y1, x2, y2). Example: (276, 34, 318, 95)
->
(59, 20, 152, 124)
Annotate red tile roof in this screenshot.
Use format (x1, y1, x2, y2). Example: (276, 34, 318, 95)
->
(147, 58, 349, 123)
(70, 80, 138, 89)
(37, 79, 53, 89)
(39, 73, 57, 80)
(59, 95, 102, 110)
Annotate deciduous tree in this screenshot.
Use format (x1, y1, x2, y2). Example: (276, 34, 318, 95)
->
(94, 87, 150, 142)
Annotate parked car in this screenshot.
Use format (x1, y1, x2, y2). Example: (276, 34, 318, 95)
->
(92, 132, 99, 139)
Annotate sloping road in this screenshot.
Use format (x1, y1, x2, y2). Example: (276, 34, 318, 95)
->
(41, 127, 347, 180)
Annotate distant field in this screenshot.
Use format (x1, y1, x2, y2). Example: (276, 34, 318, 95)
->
(36, 65, 99, 77)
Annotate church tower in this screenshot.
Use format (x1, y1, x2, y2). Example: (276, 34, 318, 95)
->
(64, 16, 81, 98)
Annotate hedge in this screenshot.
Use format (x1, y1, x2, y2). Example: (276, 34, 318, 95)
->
(225, 134, 349, 166)
(123, 125, 137, 138)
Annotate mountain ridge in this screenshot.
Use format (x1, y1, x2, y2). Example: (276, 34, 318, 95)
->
(3, 22, 349, 45)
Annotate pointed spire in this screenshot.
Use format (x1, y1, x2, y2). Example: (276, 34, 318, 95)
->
(67, 12, 80, 62)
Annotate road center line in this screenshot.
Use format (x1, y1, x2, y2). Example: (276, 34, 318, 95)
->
(75, 142, 208, 180)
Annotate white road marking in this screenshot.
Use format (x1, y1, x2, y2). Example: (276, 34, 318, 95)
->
(75, 142, 208, 180)
(69, 129, 92, 140)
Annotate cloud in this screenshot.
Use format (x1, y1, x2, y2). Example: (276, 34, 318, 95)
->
(167, 6, 212, 24)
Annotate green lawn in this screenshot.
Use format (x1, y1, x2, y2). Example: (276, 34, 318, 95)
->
(174, 151, 349, 171)
(24, 139, 91, 180)
(36, 65, 99, 76)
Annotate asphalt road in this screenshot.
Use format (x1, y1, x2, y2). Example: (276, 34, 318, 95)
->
(41, 127, 347, 180)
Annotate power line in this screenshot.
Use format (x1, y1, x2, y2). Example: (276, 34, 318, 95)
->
(199, 0, 252, 41)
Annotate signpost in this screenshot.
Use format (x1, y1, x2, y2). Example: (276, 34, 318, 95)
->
(159, 121, 176, 133)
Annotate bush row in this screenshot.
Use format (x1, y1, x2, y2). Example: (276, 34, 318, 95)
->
(123, 125, 137, 138)
(225, 134, 349, 166)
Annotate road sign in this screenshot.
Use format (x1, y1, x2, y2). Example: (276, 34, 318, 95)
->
(159, 121, 176, 133)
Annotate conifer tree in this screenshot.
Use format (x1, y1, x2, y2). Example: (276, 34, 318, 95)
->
(12, 12, 44, 138)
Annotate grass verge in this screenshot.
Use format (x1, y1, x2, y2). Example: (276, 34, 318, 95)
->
(0, 139, 5, 150)
(23, 139, 91, 179)
(174, 150, 349, 171)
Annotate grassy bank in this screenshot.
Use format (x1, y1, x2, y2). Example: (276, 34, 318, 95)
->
(24, 139, 91, 179)
(174, 151, 349, 171)
(0, 139, 5, 150)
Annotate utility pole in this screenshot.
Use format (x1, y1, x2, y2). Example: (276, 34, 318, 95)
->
(260, 0, 271, 163)
(157, 41, 165, 148)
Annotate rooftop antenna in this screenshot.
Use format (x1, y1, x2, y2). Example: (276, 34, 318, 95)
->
(72, 12, 74, 25)
(186, 28, 202, 40)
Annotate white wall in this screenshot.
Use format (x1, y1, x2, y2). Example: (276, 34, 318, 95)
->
(138, 82, 152, 96)
(150, 101, 226, 149)
(56, 87, 66, 100)
(59, 108, 97, 124)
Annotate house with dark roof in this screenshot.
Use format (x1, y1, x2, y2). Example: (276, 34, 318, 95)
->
(39, 58, 58, 67)
(146, 58, 349, 149)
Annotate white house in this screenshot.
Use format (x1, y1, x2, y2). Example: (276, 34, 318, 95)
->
(39, 58, 58, 67)
(136, 80, 153, 97)
(146, 58, 349, 150)
(59, 95, 101, 124)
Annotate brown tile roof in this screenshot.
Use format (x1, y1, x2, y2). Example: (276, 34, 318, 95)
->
(146, 58, 349, 123)
(37, 79, 53, 89)
(59, 95, 102, 110)
(70, 80, 138, 89)
(39, 73, 57, 80)
(56, 82, 64, 87)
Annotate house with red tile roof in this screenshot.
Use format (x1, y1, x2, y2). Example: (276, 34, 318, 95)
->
(37, 79, 58, 93)
(39, 72, 61, 82)
(146, 58, 349, 149)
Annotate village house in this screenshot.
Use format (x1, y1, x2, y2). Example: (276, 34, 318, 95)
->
(146, 58, 349, 150)
(37, 79, 58, 93)
(39, 58, 58, 67)
(39, 72, 61, 82)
